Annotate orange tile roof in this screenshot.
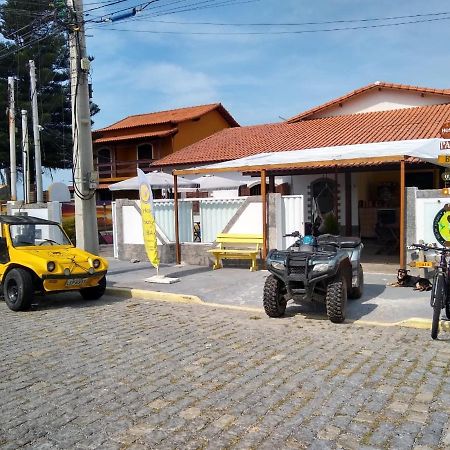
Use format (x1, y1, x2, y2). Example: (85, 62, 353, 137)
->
(287, 82, 450, 122)
(154, 103, 450, 167)
(93, 129, 177, 144)
(94, 103, 239, 132)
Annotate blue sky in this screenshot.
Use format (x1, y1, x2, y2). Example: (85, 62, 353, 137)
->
(83, 0, 450, 129)
(16, 0, 450, 194)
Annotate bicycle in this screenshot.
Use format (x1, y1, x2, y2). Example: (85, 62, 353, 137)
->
(410, 243, 450, 339)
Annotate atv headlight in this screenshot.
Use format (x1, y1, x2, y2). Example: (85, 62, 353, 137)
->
(93, 259, 101, 269)
(47, 261, 56, 272)
(64, 268, 71, 276)
(312, 263, 330, 273)
(270, 261, 286, 270)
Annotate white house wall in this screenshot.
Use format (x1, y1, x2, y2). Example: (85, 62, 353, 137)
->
(309, 89, 450, 119)
(227, 202, 262, 234)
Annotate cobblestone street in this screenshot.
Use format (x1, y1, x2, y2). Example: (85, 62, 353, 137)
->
(1, 294, 450, 449)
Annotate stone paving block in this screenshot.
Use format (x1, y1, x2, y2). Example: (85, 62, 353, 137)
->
(1, 297, 449, 449)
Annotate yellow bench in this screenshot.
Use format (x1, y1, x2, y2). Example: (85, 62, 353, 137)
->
(208, 233, 264, 271)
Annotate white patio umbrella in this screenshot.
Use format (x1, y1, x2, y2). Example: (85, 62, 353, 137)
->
(182, 173, 255, 191)
(108, 171, 197, 191)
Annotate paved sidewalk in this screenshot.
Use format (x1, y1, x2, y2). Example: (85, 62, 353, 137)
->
(105, 258, 444, 328)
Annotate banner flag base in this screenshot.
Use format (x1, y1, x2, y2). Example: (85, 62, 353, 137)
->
(145, 275, 180, 284)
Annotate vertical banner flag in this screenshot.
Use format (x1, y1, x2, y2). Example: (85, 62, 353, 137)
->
(137, 168, 160, 269)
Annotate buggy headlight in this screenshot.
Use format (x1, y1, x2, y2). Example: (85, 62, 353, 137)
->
(47, 261, 56, 272)
(93, 258, 101, 269)
(312, 263, 329, 273)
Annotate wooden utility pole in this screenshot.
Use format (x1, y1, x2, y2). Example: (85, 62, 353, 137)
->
(67, 0, 99, 254)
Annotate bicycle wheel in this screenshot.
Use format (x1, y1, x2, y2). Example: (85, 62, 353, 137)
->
(431, 273, 445, 340)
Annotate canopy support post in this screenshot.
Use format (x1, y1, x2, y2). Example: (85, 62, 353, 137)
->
(174, 174, 181, 265)
(400, 159, 406, 269)
(345, 172, 352, 235)
(261, 169, 267, 261)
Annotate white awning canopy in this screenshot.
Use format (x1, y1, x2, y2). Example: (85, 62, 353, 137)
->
(174, 139, 446, 175)
(182, 173, 256, 191)
(108, 171, 197, 191)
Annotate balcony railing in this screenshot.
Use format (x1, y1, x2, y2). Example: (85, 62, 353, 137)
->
(95, 159, 155, 179)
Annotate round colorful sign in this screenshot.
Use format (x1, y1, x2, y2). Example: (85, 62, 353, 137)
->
(433, 205, 450, 246)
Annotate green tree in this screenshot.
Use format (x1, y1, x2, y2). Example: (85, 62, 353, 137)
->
(0, 0, 99, 188)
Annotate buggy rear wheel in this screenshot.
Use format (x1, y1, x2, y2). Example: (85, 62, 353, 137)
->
(263, 275, 287, 317)
(325, 273, 347, 323)
(4, 268, 33, 311)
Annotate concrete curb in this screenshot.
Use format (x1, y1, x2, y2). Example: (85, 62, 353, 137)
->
(105, 287, 203, 305)
(105, 287, 449, 333)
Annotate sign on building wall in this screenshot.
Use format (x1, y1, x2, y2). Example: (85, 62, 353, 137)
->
(433, 204, 450, 247)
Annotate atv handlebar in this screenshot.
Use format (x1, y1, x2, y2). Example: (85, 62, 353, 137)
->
(283, 231, 300, 238)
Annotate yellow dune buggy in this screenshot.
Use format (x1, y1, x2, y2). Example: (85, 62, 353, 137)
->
(0, 215, 108, 311)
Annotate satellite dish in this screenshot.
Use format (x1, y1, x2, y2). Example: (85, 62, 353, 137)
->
(48, 182, 71, 202)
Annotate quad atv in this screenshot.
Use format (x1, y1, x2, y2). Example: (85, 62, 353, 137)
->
(263, 232, 364, 323)
(0, 215, 108, 311)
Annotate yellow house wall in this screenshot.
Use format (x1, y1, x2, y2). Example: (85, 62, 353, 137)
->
(95, 109, 233, 181)
(172, 110, 233, 153)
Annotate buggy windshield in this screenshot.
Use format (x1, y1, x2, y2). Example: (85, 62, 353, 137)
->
(10, 223, 72, 247)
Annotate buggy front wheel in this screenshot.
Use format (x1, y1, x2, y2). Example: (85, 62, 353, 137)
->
(80, 276, 106, 300)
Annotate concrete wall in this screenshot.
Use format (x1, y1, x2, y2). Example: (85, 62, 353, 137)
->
(405, 187, 450, 264)
(7, 201, 62, 223)
(113, 195, 268, 266)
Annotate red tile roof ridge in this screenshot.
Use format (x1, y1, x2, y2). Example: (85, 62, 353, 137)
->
(287, 81, 450, 123)
(94, 103, 225, 132)
(153, 102, 450, 167)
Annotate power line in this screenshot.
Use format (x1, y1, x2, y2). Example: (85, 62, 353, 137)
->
(87, 14, 450, 35)
(85, 0, 252, 22)
(123, 10, 450, 27)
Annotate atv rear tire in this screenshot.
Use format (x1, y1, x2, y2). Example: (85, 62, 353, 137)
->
(4, 268, 33, 311)
(325, 273, 347, 323)
(263, 275, 287, 317)
(80, 276, 106, 300)
(348, 264, 364, 299)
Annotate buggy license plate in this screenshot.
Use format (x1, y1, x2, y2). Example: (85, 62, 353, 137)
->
(65, 278, 88, 287)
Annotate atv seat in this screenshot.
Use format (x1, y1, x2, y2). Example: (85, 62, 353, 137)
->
(317, 235, 362, 248)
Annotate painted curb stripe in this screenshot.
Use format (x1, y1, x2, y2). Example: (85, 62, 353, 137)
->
(105, 287, 448, 333)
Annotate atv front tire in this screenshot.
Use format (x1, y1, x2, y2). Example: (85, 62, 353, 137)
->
(325, 273, 347, 323)
(4, 268, 33, 311)
(263, 275, 287, 317)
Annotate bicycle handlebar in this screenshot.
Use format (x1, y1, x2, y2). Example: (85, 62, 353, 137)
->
(409, 243, 450, 253)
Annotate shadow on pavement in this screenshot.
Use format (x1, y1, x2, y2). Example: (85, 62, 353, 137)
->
(165, 267, 212, 278)
(28, 292, 128, 311)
